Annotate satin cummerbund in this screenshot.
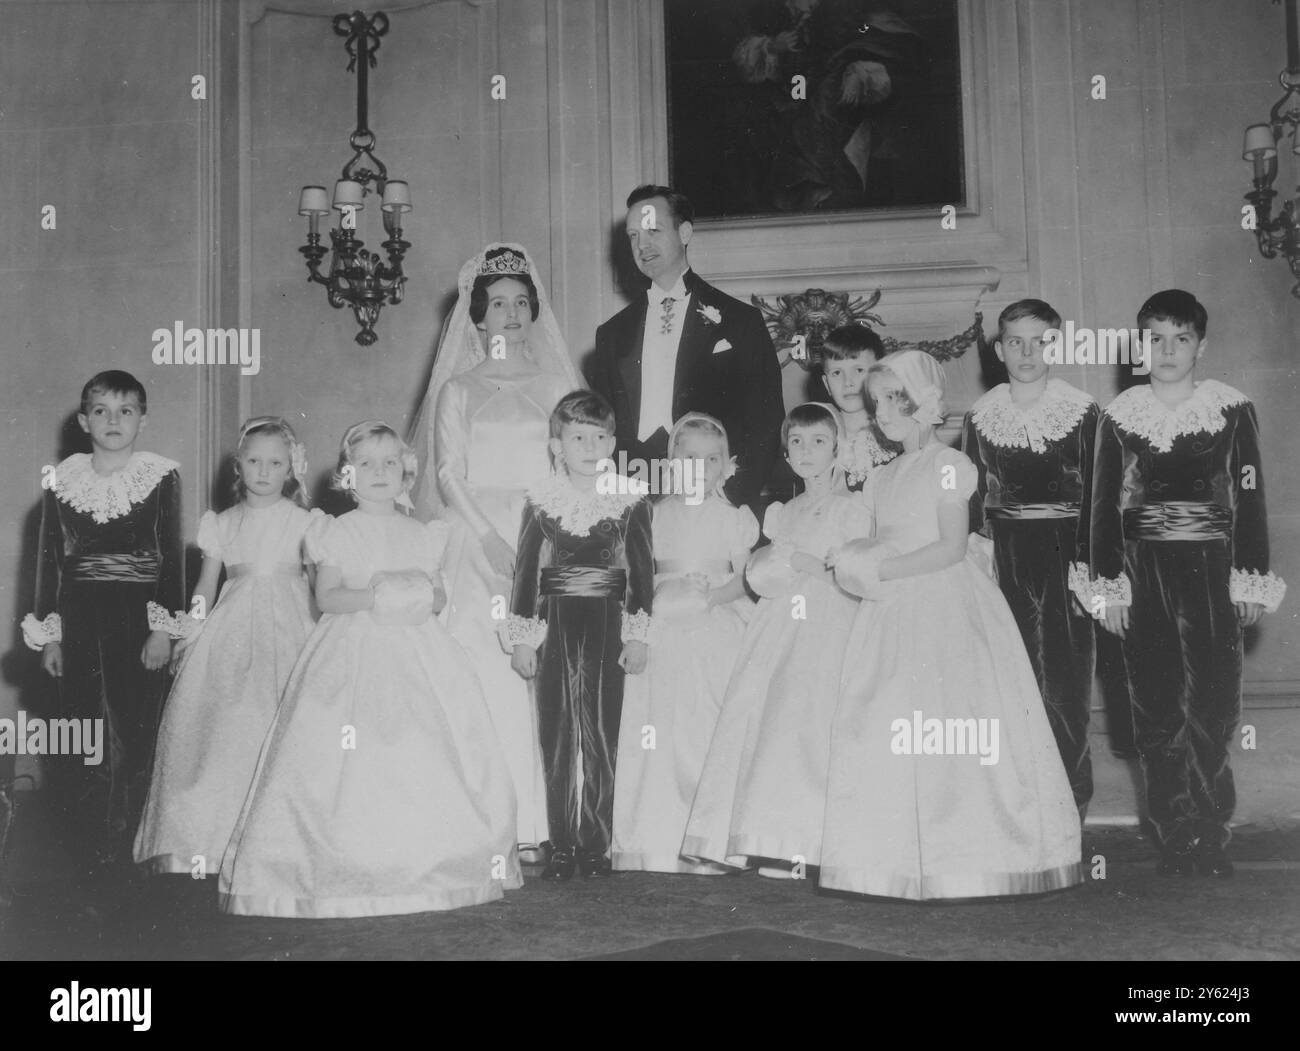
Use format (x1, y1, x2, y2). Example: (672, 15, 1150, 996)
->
(67, 552, 159, 583)
(226, 561, 305, 579)
(1123, 502, 1232, 541)
(540, 566, 627, 599)
(985, 502, 1080, 521)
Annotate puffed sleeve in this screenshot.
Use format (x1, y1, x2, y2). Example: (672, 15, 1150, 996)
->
(933, 447, 978, 504)
(196, 510, 224, 561)
(621, 499, 654, 643)
(434, 380, 495, 539)
(296, 508, 327, 564)
(1078, 411, 1131, 610)
(1228, 402, 1285, 612)
(729, 503, 761, 554)
(145, 470, 191, 639)
(961, 411, 989, 537)
(505, 501, 548, 649)
(22, 488, 65, 649)
(425, 518, 450, 568)
(745, 502, 798, 597)
(304, 512, 339, 567)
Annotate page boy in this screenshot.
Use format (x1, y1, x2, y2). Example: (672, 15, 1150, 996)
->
(963, 300, 1099, 818)
(1078, 290, 1284, 877)
(23, 370, 186, 877)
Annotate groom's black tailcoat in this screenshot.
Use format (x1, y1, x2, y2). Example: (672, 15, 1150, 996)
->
(587, 269, 784, 514)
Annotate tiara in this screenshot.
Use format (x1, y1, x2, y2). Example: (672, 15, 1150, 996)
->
(477, 250, 529, 278)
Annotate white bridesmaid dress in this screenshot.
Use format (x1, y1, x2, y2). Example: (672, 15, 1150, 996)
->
(820, 442, 1083, 901)
(134, 499, 319, 875)
(681, 488, 871, 870)
(219, 510, 521, 918)
(613, 496, 758, 874)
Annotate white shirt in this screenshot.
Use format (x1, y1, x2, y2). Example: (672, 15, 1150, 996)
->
(638, 272, 690, 442)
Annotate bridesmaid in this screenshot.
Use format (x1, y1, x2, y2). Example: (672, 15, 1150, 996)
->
(409, 243, 581, 864)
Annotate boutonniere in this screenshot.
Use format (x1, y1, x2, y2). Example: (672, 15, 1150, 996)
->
(697, 304, 722, 326)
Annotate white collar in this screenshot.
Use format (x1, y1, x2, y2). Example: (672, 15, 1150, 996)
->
(1105, 379, 1248, 453)
(527, 474, 645, 536)
(646, 271, 690, 304)
(54, 451, 179, 524)
(839, 427, 897, 483)
(970, 379, 1095, 452)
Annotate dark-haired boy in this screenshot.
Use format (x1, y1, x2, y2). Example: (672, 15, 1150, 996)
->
(508, 390, 653, 881)
(818, 323, 897, 490)
(963, 299, 1099, 818)
(1081, 290, 1284, 876)
(23, 370, 187, 875)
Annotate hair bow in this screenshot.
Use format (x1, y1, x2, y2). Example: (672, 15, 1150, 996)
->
(289, 441, 309, 482)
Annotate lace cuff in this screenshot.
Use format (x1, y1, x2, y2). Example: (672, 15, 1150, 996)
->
(621, 609, 652, 644)
(147, 601, 203, 640)
(1230, 568, 1286, 614)
(1071, 567, 1131, 616)
(21, 612, 62, 650)
(1067, 562, 1094, 608)
(502, 614, 547, 650)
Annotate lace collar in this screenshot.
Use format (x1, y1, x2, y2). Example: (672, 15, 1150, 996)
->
(54, 451, 179, 524)
(970, 380, 1095, 453)
(527, 475, 645, 536)
(1105, 380, 1248, 453)
(840, 427, 897, 485)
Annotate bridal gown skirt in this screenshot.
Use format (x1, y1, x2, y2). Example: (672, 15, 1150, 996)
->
(219, 607, 521, 918)
(442, 499, 549, 848)
(819, 555, 1084, 901)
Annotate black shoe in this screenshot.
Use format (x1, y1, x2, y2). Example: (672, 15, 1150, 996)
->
(1194, 840, 1234, 878)
(541, 847, 575, 881)
(578, 850, 612, 879)
(1156, 842, 1198, 877)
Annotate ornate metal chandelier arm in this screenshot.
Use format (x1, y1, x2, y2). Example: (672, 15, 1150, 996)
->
(300, 9, 409, 345)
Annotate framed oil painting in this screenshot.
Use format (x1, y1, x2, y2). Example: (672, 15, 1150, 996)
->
(665, 0, 965, 222)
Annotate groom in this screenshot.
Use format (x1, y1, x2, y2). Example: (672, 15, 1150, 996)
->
(587, 184, 784, 513)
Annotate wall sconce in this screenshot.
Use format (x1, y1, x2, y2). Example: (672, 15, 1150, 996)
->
(299, 10, 411, 346)
(1242, 0, 1300, 298)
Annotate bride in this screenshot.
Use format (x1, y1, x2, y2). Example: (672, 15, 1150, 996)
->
(410, 243, 581, 863)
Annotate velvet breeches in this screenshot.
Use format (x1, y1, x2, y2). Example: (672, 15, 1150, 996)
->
(56, 579, 168, 863)
(536, 595, 626, 855)
(1120, 539, 1241, 848)
(990, 517, 1095, 811)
